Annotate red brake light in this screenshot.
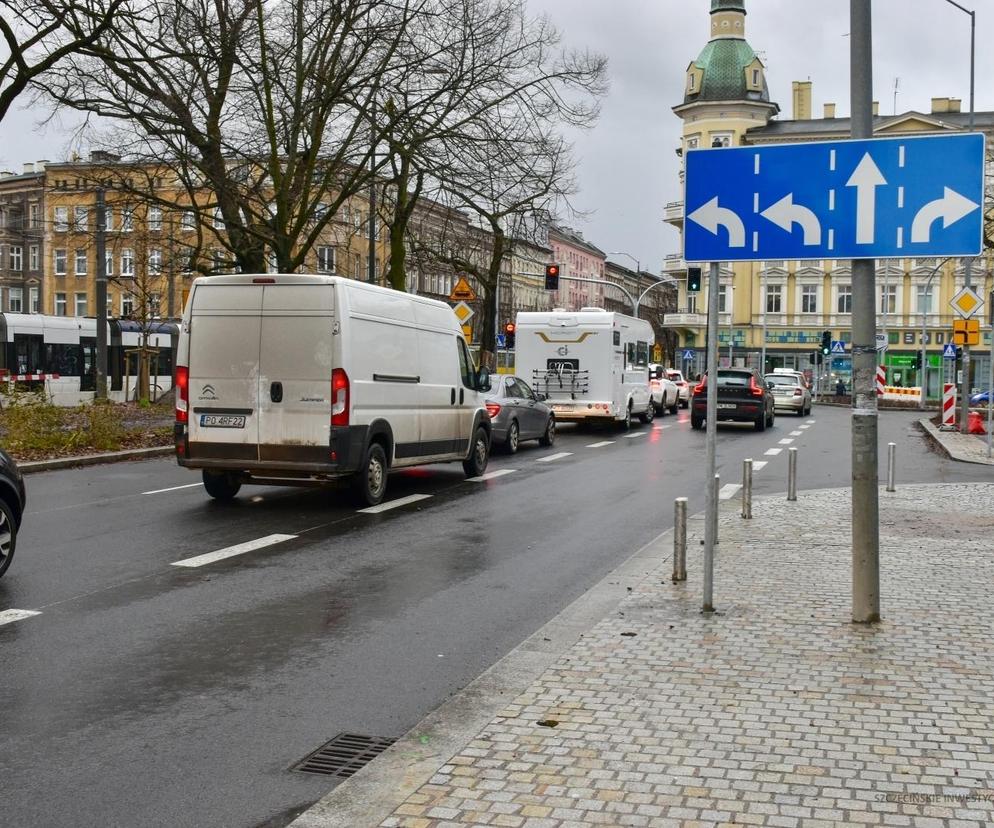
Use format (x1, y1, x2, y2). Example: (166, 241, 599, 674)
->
(485, 402, 501, 418)
(793, 388, 803, 396)
(331, 368, 349, 426)
(252, 277, 276, 283)
(175, 366, 189, 423)
(693, 378, 706, 394)
(749, 376, 765, 397)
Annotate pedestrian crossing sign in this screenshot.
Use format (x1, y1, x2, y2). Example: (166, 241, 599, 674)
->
(943, 342, 958, 359)
(682, 349, 696, 361)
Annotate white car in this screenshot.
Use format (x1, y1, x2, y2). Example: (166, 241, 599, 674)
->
(649, 364, 679, 415)
(666, 369, 691, 408)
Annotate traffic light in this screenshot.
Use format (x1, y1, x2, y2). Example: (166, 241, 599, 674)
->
(912, 352, 922, 370)
(504, 322, 516, 349)
(821, 330, 832, 356)
(687, 267, 702, 293)
(544, 263, 560, 290)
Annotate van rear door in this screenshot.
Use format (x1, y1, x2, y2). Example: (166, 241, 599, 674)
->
(257, 283, 336, 463)
(187, 283, 263, 460)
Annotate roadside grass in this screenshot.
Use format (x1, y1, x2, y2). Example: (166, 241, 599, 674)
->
(0, 393, 173, 461)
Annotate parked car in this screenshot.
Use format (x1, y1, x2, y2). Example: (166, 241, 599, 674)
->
(485, 375, 555, 453)
(0, 448, 26, 579)
(175, 274, 493, 507)
(691, 369, 775, 432)
(648, 364, 679, 415)
(969, 390, 991, 406)
(765, 372, 812, 416)
(666, 369, 691, 408)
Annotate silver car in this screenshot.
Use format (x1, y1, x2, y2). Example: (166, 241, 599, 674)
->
(485, 375, 556, 454)
(764, 372, 812, 416)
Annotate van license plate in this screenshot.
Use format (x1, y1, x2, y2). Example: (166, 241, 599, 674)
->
(200, 414, 246, 428)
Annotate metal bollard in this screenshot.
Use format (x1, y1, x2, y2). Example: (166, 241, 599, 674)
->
(787, 447, 797, 501)
(742, 458, 753, 519)
(886, 442, 896, 492)
(672, 497, 687, 582)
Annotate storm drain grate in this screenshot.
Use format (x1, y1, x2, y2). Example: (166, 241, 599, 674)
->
(292, 733, 396, 778)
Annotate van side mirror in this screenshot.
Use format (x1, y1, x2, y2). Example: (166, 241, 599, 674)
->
(476, 367, 491, 392)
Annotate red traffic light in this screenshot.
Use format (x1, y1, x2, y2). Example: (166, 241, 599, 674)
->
(546, 264, 559, 277)
(504, 322, 516, 333)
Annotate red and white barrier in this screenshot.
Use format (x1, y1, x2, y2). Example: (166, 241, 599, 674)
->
(875, 365, 886, 397)
(942, 383, 957, 427)
(1, 373, 61, 382)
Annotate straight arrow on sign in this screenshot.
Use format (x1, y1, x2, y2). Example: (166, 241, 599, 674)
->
(846, 153, 887, 245)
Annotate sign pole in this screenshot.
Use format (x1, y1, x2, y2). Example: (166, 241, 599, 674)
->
(849, 0, 880, 624)
(703, 261, 720, 613)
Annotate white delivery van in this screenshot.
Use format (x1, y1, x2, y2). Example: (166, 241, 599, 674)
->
(514, 308, 654, 429)
(174, 274, 493, 505)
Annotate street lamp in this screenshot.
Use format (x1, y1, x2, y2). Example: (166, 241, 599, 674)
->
(609, 251, 641, 312)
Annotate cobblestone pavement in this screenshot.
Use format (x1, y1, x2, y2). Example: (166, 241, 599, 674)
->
(380, 483, 994, 827)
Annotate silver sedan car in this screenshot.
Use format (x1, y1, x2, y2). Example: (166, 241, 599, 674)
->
(764, 372, 812, 416)
(485, 375, 556, 454)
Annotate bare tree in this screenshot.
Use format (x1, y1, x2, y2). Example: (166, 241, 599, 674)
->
(0, 0, 123, 124)
(39, 0, 420, 273)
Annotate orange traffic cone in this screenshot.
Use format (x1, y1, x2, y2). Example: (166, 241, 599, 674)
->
(967, 410, 986, 435)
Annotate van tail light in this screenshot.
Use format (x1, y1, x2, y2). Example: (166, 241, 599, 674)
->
(175, 366, 189, 423)
(749, 376, 765, 397)
(793, 388, 803, 397)
(331, 368, 349, 426)
(485, 402, 501, 418)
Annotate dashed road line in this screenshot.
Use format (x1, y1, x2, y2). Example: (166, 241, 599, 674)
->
(798, 425, 811, 430)
(806, 419, 817, 424)
(143, 482, 202, 495)
(626, 432, 647, 439)
(718, 483, 742, 500)
(467, 469, 517, 483)
(171, 533, 298, 567)
(536, 452, 573, 463)
(789, 430, 803, 437)
(752, 460, 768, 471)
(586, 441, 615, 448)
(358, 494, 432, 514)
(0, 609, 41, 627)
(778, 438, 794, 445)
(765, 448, 783, 456)
(653, 424, 672, 431)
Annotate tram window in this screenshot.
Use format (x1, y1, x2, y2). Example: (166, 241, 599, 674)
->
(156, 348, 173, 376)
(44, 343, 82, 377)
(14, 335, 42, 375)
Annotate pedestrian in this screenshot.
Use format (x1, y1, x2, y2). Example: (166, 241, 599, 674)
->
(836, 379, 846, 397)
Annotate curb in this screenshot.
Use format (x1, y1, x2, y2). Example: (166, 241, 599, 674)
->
(18, 445, 173, 474)
(917, 417, 994, 466)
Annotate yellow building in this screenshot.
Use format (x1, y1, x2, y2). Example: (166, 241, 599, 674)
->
(665, 0, 994, 397)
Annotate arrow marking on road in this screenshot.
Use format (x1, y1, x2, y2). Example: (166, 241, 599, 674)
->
(846, 153, 887, 244)
(688, 196, 746, 248)
(910, 187, 979, 243)
(760, 193, 822, 245)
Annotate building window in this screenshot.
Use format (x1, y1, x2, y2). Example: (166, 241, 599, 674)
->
(121, 207, 134, 232)
(752, 69, 760, 85)
(149, 248, 162, 274)
(181, 210, 195, 231)
(73, 206, 89, 232)
(147, 292, 161, 318)
(212, 249, 225, 273)
(317, 245, 335, 273)
(354, 256, 362, 280)
(687, 294, 697, 313)
(104, 207, 114, 232)
(879, 284, 897, 314)
(74, 292, 87, 317)
(687, 73, 696, 93)
(9, 245, 21, 271)
(801, 285, 818, 313)
(837, 284, 852, 314)
(105, 250, 113, 276)
(8, 287, 22, 313)
(121, 248, 134, 276)
(54, 206, 69, 232)
(28, 203, 40, 229)
(29, 287, 39, 314)
(121, 293, 134, 317)
(213, 207, 224, 229)
(765, 284, 782, 313)
(28, 245, 38, 271)
(717, 284, 728, 313)
(54, 249, 67, 275)
(54, 292, 67, 316)
(75, 248, 88, 276)
(148, 205, 162, 231)
(916, 285, 936, 315)
(710, 133, 733, 148)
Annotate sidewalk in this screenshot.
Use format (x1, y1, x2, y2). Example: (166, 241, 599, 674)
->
(295, 483, 994, 828)
(919, 418, 994, 466)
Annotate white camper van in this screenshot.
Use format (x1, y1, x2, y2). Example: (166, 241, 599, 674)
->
(174, 274, 493, 505)
(514, 308, 654, 429)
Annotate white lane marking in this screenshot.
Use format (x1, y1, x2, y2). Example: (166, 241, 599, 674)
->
(790, 430, 803, 436)
(754, 154, 761, 175)
(897, 227, 904, 249)
(536, 452, 573, 463)
(172, 534, 298, 567)
(898, 186, 905, 208)
(830, 149, 836, 170)
(828, 228, 835, 250)
(778, 438, 794, 445)
(467, 469, 516, 483)
(753, 231, 759, 252)
(143, 482, 202, 495)
(765, 448, 782, 456)
(654, 424, 672, 430)
(753, 192, 760, 212)
(752, 461, 768, 471)
(586, 441, 615, 448)
(626, 432, 647, 439)
(719, 483, 742, 500)
(358, 494, 432, 514)
(898, 145, 905, 167)
(0, 609, 41, 626)
(829, 189, 835, 211)
(806, 419, 817, 424)
(798, 425, 810, 430)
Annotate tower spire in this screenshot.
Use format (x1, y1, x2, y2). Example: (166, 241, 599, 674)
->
(710, 0, 746, 40)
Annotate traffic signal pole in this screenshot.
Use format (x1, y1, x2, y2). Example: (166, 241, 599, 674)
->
(849, 0, 881, 624)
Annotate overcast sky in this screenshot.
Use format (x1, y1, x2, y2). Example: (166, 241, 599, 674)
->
(0, 0, 990, 272)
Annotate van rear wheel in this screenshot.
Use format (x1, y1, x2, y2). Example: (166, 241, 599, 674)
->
(203, 470, 242, 500)
(463, 427, 490, 477)
(353, 442, 388, 506)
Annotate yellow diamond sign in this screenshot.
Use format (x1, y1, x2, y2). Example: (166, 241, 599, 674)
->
(452, 300, 474, 323)
(950, 286, 983, 320)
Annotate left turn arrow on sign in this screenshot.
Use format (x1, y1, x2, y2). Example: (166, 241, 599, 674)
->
(687, 196, 746, 248)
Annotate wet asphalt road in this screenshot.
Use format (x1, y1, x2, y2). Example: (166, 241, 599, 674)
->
(0, 405, 988, 828)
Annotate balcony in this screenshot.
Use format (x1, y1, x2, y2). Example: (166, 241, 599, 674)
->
(664, 200, 684, 225)
(663, 311, 706, 330)
(663, 254, 686, 273)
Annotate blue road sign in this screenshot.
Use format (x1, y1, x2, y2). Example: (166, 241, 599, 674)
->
(943, 342, 958, 360)
(496, 334, 506, 348)
(684, 133, 985, 262)
(682, 349, 696, 361)
(831, 340, 847, 354)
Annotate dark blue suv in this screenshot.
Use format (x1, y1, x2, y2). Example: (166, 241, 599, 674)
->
(0, 448, 26, 579)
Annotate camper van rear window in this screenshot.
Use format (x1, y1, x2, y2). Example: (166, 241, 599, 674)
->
(547, 358, 580, 372)
(613, 331, 621, 346)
